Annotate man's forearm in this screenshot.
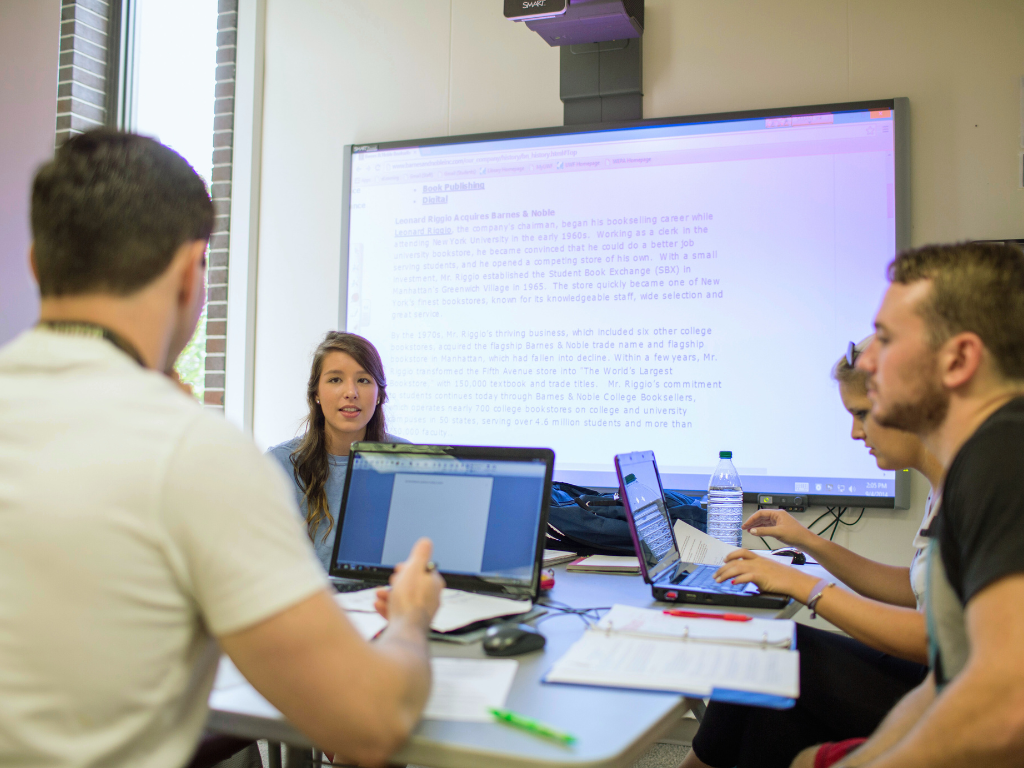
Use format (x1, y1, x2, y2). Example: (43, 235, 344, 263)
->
(377, 607, 432, 654)
(221, 590, 435, 767)
(834, 674, 934, 767)
(842, 663, 1024, 768)
(833, 575, 1024, 768)
(373, 612, 434, 722)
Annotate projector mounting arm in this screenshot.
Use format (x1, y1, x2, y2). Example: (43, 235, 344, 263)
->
(504, 0, 645, 125)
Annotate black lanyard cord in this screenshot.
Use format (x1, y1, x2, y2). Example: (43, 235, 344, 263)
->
(38, 321, 148, 368)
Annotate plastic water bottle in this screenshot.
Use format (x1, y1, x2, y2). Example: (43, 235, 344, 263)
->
(707, 450, 743, 547)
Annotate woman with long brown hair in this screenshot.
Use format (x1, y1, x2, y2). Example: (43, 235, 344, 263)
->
(268, 331, 407, 568)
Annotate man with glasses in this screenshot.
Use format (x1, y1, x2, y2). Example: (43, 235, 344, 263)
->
(794, 241, 1024, 768)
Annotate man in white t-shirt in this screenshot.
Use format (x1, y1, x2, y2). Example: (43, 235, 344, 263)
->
(0, 130, 443, 768)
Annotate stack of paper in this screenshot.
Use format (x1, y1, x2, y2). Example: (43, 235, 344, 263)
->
(422, 658, 518, 722)
(542, 549, 578, 566)
(212, 656, 518, 724)
(334, 588, 532, 633)
(567, 555, 640, 574)
(546, 604, 799, 700)
(673, 519, 818, 567)
(673, 520, 738, 566)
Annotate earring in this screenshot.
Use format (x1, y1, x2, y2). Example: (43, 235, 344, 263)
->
(316, 398, 320, 405)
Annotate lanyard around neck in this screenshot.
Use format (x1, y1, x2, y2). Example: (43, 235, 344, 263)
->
(38, 321, 148, 368)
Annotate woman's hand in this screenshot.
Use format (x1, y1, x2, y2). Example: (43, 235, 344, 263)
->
(742, 508, 812, 549)
(714, 549, 818, 601)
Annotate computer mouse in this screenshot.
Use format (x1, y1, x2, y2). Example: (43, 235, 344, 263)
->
(774, 548, 806, 565)
(482, 624, 546, 657)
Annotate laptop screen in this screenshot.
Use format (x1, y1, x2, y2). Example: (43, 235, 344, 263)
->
(330, 447, 550, 596)
(617, 452, 680, 582)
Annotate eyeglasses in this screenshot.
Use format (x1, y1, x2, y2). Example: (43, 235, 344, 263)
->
(845, 340, 860, 368)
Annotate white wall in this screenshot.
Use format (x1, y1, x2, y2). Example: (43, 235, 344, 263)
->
(251, 0, 1024, 565)
(0, 0, 59, 345)
(252, 0, 560, 454)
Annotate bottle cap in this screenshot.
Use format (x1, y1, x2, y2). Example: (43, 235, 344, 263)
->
(719, 450, 732, 459)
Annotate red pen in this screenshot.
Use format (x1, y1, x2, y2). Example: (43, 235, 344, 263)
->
(663, 609, 752, 622)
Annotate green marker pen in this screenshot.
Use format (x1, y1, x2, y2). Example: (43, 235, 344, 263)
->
(488, 707, 577, 745)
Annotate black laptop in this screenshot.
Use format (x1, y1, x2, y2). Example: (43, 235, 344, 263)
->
(328, 442, 555, 601)
(614, 450, 789, 610)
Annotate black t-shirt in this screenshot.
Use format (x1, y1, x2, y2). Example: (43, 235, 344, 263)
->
(936, 396, 1024, 604)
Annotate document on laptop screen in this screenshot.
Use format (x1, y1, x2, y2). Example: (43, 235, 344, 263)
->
(382, 474, 493, 572)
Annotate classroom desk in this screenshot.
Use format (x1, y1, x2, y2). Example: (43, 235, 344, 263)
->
(206, 565, 797, 768)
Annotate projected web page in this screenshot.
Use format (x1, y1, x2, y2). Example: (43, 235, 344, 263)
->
(345, 108, 899, 498)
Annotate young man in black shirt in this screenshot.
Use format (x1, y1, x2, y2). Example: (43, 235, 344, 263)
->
(791, 241, 1024, 768)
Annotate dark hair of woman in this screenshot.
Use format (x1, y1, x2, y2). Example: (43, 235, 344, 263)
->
(290, 332, 388, 543)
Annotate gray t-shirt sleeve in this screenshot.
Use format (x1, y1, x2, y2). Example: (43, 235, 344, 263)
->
(940, 413, 1024, 603)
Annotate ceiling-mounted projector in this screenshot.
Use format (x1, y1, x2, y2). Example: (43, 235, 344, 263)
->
(504, 0, 644, 46)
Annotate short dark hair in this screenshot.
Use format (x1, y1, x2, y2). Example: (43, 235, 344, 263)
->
(888, 241, 1024, 381)
(31, 130, 215, 297)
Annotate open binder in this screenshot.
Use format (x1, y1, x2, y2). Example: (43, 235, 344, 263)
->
(545, 605, 799, 708)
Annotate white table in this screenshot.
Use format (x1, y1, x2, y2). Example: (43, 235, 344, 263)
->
(207, 565, 797, 768)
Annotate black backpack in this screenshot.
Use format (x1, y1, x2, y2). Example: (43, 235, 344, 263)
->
(546, 481, 706, 557)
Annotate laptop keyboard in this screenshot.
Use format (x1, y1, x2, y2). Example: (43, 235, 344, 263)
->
(330, 578, 374, 593)
(679, 565, 753, 594)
